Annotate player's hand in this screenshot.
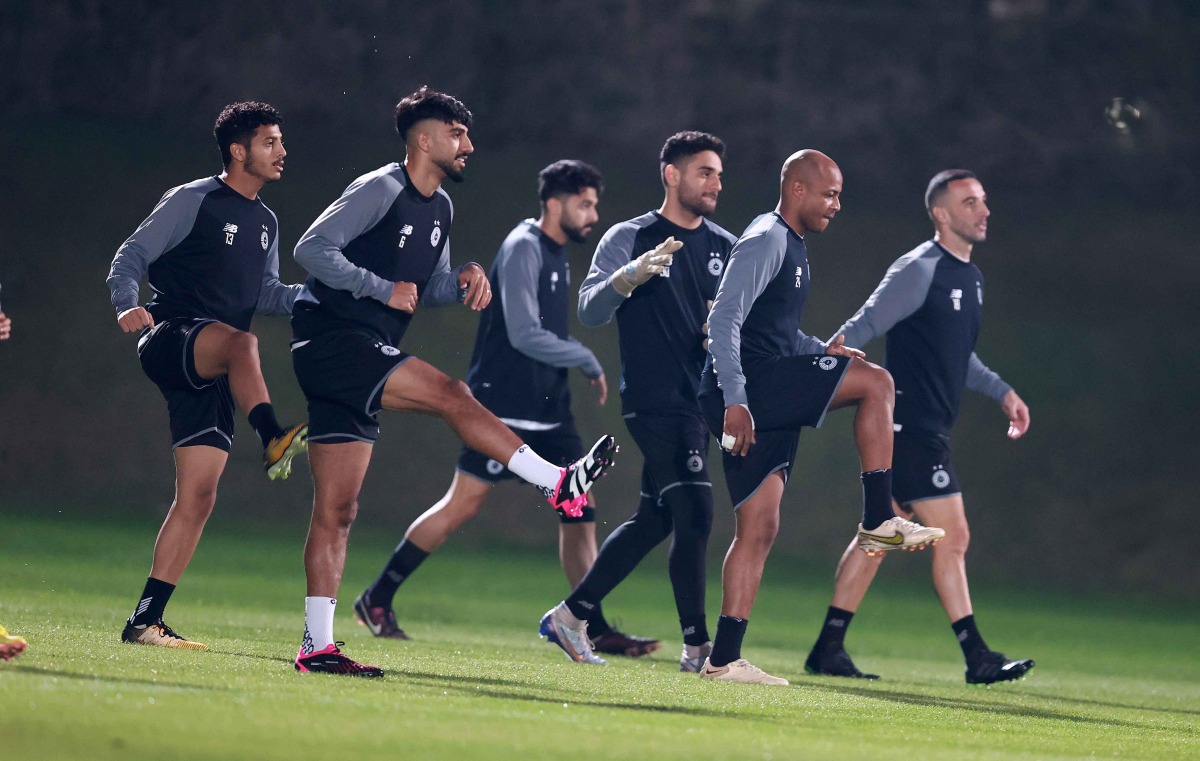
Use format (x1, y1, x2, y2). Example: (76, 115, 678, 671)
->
(722, 403, 756, 457)
(616, 237, 684, 293)
(0, 311, 10, 341)
(458, 263, 491, 311)
(388, 281, 419, 313)
(1002, 389, 1030, 439)
(701, 300, 713, 351)
(591, 372, 608, 406)
(117, 306, 154, 333)
(825, 334, 865, 359)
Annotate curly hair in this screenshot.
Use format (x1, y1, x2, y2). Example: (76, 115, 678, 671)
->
(213, 101, 283, 167)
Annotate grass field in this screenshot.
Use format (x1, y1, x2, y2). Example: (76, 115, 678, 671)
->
(1, 512, 1196, 760)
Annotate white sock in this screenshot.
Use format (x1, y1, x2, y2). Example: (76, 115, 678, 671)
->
(506, 444, 562, 490)
(303, 596, 336, 653)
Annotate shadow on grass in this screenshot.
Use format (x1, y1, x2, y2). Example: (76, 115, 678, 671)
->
(9, 665, 228, 692)
(1006, 689, 1200, 718)
(395, 669, 741, 719)
(801, 680, 1185, 732)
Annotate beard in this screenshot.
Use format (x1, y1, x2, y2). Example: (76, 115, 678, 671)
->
(561, 220, 591, 243)
(243, 152, 279, 184)
(435, 154, 468, 183)
(679, 187, 717, 218)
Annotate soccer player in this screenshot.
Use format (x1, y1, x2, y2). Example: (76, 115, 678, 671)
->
(290, 88, 617, 677)
(352, 160, 651, 655)
(107, 102, 308, 651)
(804, 170, 1034, 685)
(696, 150, 944, 685)
(540, 132, 736, 669)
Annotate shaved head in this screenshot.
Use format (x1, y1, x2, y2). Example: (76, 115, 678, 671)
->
(780, 149, 837, 192)
(777, 149, 843, 235)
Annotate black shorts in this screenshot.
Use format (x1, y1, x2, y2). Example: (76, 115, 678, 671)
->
(700, 353, 851, 509)
(137, 317, 234, 451)
(625, 410, 712, 505)
(892, 431, 961, 506)
(290, 329, 411, 444)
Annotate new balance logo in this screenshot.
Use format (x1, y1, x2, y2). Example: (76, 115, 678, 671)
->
(950, 288, 963, 311)
(223, 223, 238, 245)
(400, 225, 414, 235)
(795, 266, 804, 288)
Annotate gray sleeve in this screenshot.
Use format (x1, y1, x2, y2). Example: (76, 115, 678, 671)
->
(966, 352, 1013, 401)
(577, 224, 637, 327)
(833, 251, 935, 348)
(107, 185, 203, 314)
(419, 239, 471, 307)
(707, 233, 787, 407)
(796, 329, 827, 355)
(293, 174, 398, 305)
(502, 238, 602, 378)
(256, 210, 301, 316)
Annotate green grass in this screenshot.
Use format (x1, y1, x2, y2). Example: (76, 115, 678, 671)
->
(1, 513, 1196, 760)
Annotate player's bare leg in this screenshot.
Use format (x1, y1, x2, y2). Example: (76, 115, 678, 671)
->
(910, 495, 972, 621)
(825, 358, 894, 471)
(304, 442, 373, 598)
(719, 473, 784, 620)
(121, 445, 227, 650)
(558, 497, 598, 588)
(699, 473, 788, 685)
(193, 322, 307, 479)
(149, 446, 229, 584)
(405, 471, 492, 552)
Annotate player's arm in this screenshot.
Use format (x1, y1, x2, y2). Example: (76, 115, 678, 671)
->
(829, 250, 936, 350)
(577, 224, 681, 327)
(708, 234, 786, 456)
(107, 185, 205, 333)
(256, 214, 302, 316)
(294, 174, 403, 308)
(419, 238, 487, 310)
(0, 284, 9, 341)
(966, 352, 1027, 438)
(500, 238, 604, 381)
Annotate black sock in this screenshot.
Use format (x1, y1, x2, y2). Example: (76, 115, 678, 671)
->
(248, 402, 285, 449)
(860, 469, 893, 530)
(812, 606, 854, 652)
(128, 577, 175, 627)
(559, 506, 596, 524)
(364, 539, 429, 609)
(588, 606, 612, 637)
(709, 615, 748, 667)
(680, 615, 710, 646)
(952, 614, 988, 662)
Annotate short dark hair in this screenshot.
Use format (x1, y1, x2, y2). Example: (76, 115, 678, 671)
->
(538, 160, 604, 205)
(213, 102, 283, 167)
(659, 131, 726, 180)
(394, 87, 474, 142)
(925, 169, 978, 217)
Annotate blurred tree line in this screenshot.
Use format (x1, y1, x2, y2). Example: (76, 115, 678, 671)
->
(0, 0, 1196, 600)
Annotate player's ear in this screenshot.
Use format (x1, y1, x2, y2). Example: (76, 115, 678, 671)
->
(664, 164, 680, 189)
(930, 204, 948, 226)
(229, 141, 246, 165)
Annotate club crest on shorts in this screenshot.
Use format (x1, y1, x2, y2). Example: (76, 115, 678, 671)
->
(379, 344, 401, 357)
(486, 459, 504, 475)
(932, 466, 950, 489)
(818, 356, 838, 371)
(686, 450, 704, 473)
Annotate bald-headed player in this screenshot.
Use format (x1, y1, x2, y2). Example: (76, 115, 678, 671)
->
(289, 89, 616, 677)
(804, 170, 1034, 685)
(696, 150, 944, 685)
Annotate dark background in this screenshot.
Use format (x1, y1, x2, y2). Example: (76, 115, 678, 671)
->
(1, 0, 1197, 598)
